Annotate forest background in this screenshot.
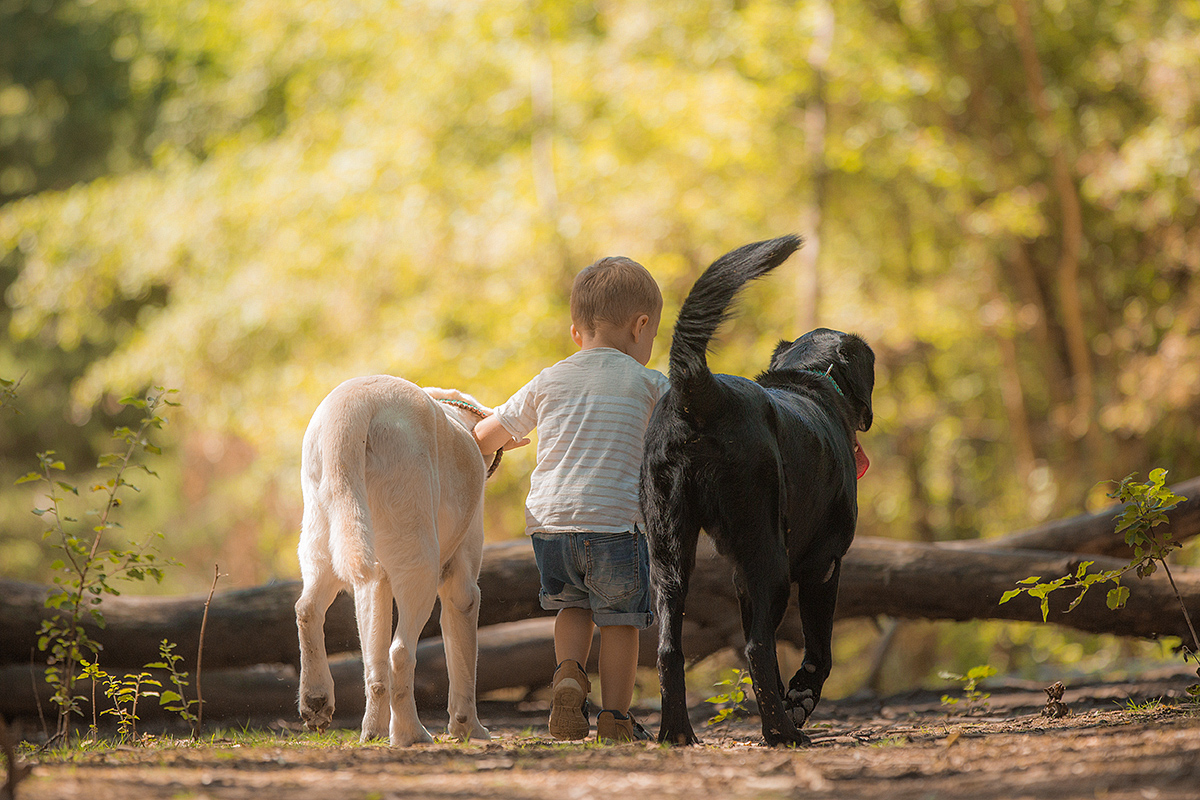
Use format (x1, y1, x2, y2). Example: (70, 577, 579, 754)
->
(1, 0, 1198, 700)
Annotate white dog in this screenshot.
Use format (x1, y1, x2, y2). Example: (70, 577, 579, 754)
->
(295, 375, 500, 745)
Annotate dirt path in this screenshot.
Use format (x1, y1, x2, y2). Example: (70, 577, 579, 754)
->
(13, 677, 1200, 800)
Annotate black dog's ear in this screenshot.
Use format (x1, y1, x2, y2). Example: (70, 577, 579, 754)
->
(836, 335, 875, 432)
(769, 339, 794, 370)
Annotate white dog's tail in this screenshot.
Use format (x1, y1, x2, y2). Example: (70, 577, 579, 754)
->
(320, 411, 377, 587)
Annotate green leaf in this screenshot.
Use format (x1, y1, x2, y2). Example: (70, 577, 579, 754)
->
(966, 665, 997, 681)
(1106, 586, 1130, 609)
(999, 589, 1022, 605)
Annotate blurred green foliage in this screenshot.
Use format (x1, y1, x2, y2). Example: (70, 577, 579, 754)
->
(3, 0, 1199, 688)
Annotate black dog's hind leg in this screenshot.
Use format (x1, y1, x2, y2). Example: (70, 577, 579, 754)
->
(649, 516, 702, 746)
(733, 543, 809, 747)
(786, 557, 842, 727)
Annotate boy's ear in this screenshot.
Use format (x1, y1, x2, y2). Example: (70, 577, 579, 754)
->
(632, 313, 651, 342)
(570, 324, 584, 347)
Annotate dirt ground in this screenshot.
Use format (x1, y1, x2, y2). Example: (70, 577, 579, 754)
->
(11, 673, 1200, 800)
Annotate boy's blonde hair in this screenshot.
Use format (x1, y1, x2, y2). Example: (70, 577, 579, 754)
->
(570, 256, 662, 334)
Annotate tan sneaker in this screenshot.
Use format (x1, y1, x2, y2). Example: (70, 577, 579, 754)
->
(596, 709, 653, 743)
(548, 659, 591, 740)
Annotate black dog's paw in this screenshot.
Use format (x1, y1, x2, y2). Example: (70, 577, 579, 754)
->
(659, 720, 700, 746)
(763, 723, 813, 748)
(785, 687, 816, 727)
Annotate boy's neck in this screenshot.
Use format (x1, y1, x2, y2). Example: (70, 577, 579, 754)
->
(576, 329, 631, 355)
(571, 310, 658, 367)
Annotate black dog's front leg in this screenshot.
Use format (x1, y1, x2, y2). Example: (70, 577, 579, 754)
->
(786, 558, 841, 727)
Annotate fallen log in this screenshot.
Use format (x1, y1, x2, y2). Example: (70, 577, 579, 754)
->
(0, 540, 545, 671)
(943, 475, 1200, 558)
(2, 535, 1196, 674)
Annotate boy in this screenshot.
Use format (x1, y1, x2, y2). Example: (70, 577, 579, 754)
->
(473, 256, 669, 742)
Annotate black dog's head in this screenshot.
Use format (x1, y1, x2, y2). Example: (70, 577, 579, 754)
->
(767, 328, 875, 433)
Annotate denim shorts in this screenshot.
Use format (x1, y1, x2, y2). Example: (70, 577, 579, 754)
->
(530, 530, 652, 629)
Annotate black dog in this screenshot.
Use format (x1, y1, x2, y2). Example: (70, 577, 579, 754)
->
(641, 235, 874, 747)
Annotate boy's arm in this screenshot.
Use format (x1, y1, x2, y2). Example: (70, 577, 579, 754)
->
(473, 413, 530, 455)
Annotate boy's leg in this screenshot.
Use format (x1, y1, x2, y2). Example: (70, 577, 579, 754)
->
(534, 529, 596, 742)
(597, 624, 638, 714)
(587, 530, 653, 742)
(554, 606, 595, 666)
(549, 608, 595, 740)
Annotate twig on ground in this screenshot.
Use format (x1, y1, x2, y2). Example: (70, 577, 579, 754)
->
(194, 563, 223, 738)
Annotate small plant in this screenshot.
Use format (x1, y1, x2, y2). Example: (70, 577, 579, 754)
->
(19, 388, 180, 739)
(705, 667, 755, 726)
(1120, 697, 1166, 715)
(939, 664, 997, 714)
(97, 666, 161, 742)
(1000, 469, 1200, 697)
(146, 639, 199, 726)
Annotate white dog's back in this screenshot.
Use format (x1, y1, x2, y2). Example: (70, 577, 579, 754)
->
(300, 376, 486, 583)
(296, 375, 492, 744)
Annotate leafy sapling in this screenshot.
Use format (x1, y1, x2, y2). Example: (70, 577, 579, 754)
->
(19, 388, 181, 739)
(1000, 470, 1200, 696)
(705, 667, 755, 726)
(146, 639, 199, 725)
(99, 668, 161, 743)
(939, 664, 998, 714)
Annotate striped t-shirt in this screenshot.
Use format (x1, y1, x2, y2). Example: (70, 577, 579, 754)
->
(493, 347, 671, 535)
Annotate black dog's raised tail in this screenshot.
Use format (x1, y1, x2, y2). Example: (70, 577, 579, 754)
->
(668, 235, 803, 409)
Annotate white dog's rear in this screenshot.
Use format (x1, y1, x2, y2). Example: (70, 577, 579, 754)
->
(296, 375, 493, 745)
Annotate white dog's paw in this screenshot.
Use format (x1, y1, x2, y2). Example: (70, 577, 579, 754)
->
(359, 721, 389, 743)
(448, 711, 491, 742)
(300, 693, 335, 733)
(785, 688, 816, 727)
(390, 724, 435, 747)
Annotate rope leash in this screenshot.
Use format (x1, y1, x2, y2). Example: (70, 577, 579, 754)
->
(436, 398, 503, 477)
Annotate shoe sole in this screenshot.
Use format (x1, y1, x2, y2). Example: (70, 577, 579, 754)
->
(548, 680, 589, 740)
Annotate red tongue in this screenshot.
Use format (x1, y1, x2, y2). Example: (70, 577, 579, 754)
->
(854, 436, 869, 479)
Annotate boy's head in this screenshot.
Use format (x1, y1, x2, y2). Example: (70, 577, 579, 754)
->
(570, 256, 662, 336)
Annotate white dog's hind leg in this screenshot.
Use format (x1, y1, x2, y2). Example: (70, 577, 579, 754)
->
(386, 563, 439, 746)
(296, 565, 342, 732)
(439, 539, 490, 742)
(354, 572, 392, 742)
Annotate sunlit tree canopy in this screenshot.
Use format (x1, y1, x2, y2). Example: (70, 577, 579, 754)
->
(2, 0, 1199, 687)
